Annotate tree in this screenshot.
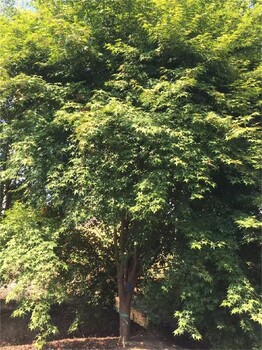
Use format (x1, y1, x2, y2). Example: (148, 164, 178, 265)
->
(0, 0, 16, 16)
(0, 0, 261, 348)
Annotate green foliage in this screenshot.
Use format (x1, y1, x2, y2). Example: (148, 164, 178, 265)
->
(0, 0, 261, 348)
(0, 203, 64, 347)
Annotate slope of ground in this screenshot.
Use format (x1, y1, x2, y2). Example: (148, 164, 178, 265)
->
(0, 286, 187, 350)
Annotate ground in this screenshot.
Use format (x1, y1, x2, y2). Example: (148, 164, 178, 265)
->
(0, 333, 184, 350)
(0, 286, 186, 350)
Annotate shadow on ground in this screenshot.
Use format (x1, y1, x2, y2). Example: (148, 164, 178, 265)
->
(0, 297, 120, 346)
(0, 291, 205, 350)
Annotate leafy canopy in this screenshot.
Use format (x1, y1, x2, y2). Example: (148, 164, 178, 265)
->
(0, 0, 261, 348)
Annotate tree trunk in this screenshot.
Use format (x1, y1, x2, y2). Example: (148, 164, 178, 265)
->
(117, 259, 137, 346)
(114, 219, 139, 347)
(118, 288, 132, 346)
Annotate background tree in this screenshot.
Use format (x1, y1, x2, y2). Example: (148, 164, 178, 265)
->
(0, 0, 261, 348)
